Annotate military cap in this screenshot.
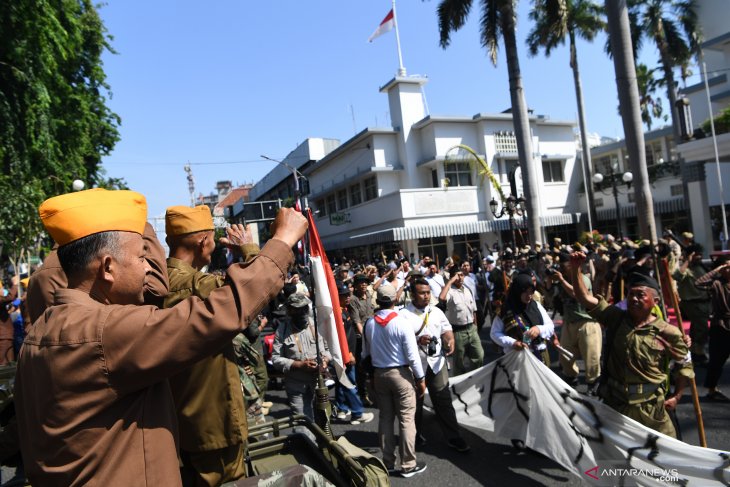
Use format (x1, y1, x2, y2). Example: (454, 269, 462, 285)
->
(165, 205, 214, 237)
(627, 272, 660, 292)
(681, 232, 694, 240)
(407, 270, 423, 278)
(286, 293, 311, 309)
(353, 274, 369, 285)
(335, 280, 350, 295)
(39, 188, 147, 246)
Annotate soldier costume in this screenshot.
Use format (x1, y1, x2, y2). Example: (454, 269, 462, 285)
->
(587, 274, 694, 438)
(16, 189, 298, 486)
(271, 293, 332, 421)
(673, 245, 711, 364)
(163, 205, 262, 486)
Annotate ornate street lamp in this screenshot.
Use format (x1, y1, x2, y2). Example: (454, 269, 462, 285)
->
(593, 169, 633, 240)
(490, 194, 527, 249)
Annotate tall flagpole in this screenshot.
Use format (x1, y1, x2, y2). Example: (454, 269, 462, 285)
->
(392, 0, 406, 76)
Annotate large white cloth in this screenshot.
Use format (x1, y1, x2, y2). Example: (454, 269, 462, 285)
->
(442, 351, 729, 486)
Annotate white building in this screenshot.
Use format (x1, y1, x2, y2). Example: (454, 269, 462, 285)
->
(250, 75, 582, 263)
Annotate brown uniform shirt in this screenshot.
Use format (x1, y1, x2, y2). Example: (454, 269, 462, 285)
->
(25, 223, 170, 324)
(164, 251, 256, 452)
(16, 239, 292, 486)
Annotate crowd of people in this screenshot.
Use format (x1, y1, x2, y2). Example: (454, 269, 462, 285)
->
(3, 186, 728, 485)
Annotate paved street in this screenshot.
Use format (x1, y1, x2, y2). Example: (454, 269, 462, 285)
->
(264, 320, 730, 486)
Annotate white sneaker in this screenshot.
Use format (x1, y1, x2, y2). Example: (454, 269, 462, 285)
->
(336, 410, 350, 420)
(350, 412, 374, 424)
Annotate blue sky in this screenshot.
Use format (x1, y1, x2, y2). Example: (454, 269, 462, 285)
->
(99, 1, 681, 218)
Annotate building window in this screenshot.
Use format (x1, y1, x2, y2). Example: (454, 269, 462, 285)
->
(494, 131, 518, 153)
(315, 198, 326, 217)
(326, 194, 337, 216)
(444, 161, 472, 187)
(431, 169, 438, 188)
(670, 184, 683, 197)
(350, 183, 362, 206)
(417, 237, 447, 266)
(452, 233, 480, 261)
(645, 141, 663, 166)
(337, 189, 348, 210)
(364, 176, 378, 201)
(542, 160, 564, 183)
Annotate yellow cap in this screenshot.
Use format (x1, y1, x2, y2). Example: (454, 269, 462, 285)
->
(39, 188, 147, 246)
(165, 205, 214, 237)
(20, 278, 29, 288)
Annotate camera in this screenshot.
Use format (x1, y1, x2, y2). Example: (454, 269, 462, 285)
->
(427, 336, 439, 356)
(545, 264, 560, 276)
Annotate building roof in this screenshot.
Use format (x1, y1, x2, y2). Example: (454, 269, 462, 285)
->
(213, 185, 251, 216)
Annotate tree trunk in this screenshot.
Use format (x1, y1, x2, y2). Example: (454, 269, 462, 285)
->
(500, 3, 543, 245)
(655, 21, 682, 142)
(605, 0, 656, 241)
(570, 30, 597, 233)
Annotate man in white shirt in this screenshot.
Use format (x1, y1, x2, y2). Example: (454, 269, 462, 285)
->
(363, 286, 427, 478)
(400, 278, 470, 453)
(439, 270, 484, 375)
(425, 263, 445, 305)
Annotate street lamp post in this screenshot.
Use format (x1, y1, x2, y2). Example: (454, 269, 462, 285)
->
(593, 167, 633, 241)
(489, 194, 527, 249)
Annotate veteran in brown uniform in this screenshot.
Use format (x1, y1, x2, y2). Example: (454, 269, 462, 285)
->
(15, 188, 306, 486)
(163, 205, 260, 486)
(569, 251, 694, 438)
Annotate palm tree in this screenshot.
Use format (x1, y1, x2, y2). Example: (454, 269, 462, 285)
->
(526, 0, 605, 233)
(631, 0, 699, 141)
(437, 0, 543, 245)
(605, 0, 655, 240)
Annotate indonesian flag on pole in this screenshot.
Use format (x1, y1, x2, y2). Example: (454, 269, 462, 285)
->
(306, 209, 354, 389)
(368, 9, 395, 43)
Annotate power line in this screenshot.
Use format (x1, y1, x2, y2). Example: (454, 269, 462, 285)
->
(104, 158, 273, 166)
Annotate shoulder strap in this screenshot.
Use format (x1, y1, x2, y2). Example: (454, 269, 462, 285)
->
(415, 309, 430, 336)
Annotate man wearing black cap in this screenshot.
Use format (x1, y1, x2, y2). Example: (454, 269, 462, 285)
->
(569, 252, 694, 438)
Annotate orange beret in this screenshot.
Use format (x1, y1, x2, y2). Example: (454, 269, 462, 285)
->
(39, 188, 147, 246)
(20, 277, 29, 288)
(165, 205, 214, 237)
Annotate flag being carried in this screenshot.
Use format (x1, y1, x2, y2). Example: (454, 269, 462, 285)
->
(368, 9, 395, 42)
(306, 210, 354, 389)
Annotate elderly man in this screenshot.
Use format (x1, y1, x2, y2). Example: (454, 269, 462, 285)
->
(440, 269, 483, 375)
(15, 188, 306, 486)
(569, 251, 693, 438)
(162, 205, 261, 486)
(363, 286, 427, 478)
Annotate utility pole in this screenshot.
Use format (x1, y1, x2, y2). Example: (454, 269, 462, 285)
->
(184, 163, 195, 207)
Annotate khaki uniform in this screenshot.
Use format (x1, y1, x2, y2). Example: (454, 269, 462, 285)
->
(16, 239, 292, 486)
(588, 298, 694, 438)
(163, 256, 249, 486)
(558, 274, 602, 384)
(673, 265, 711, 357)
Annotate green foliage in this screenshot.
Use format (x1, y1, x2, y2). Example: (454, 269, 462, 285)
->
(0, 175, 45, 264)
(701, 106, 730, 137)
(0, 0, 122, 263)
(636, 63, 666, 129)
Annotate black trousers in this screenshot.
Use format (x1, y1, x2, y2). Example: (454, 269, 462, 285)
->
(705, 324, 730, 390)
(415, 364, 461, 441)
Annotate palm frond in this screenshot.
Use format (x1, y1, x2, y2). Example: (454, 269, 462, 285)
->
(526, 0, 567, 57)
(437, 0, 475, 48)
(480, 0, 502, 65)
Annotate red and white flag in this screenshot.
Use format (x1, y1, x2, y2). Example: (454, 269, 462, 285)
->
(368, 9, 395, 43)
(306, 210, 354, 389)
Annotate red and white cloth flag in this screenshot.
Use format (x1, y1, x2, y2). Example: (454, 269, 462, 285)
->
(368, 9, 395, 43)
(306, 210, 354, 389)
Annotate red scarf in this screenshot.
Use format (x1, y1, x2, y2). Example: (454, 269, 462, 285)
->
(374, 312, 398, 327)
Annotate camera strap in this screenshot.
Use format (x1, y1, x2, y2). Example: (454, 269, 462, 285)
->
(415, 308, 431, 336)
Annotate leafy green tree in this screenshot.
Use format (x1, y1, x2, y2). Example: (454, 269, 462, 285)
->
(0, 0, 120, 266)
(436, 0, 543, 244)
(527, 0, 605, 231)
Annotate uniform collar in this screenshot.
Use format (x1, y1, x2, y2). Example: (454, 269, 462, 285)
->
(54, 288, 106, 307)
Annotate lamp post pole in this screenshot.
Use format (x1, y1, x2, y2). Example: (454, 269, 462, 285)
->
(593, 167, 633, 242)
(490, 194, 526, 249)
